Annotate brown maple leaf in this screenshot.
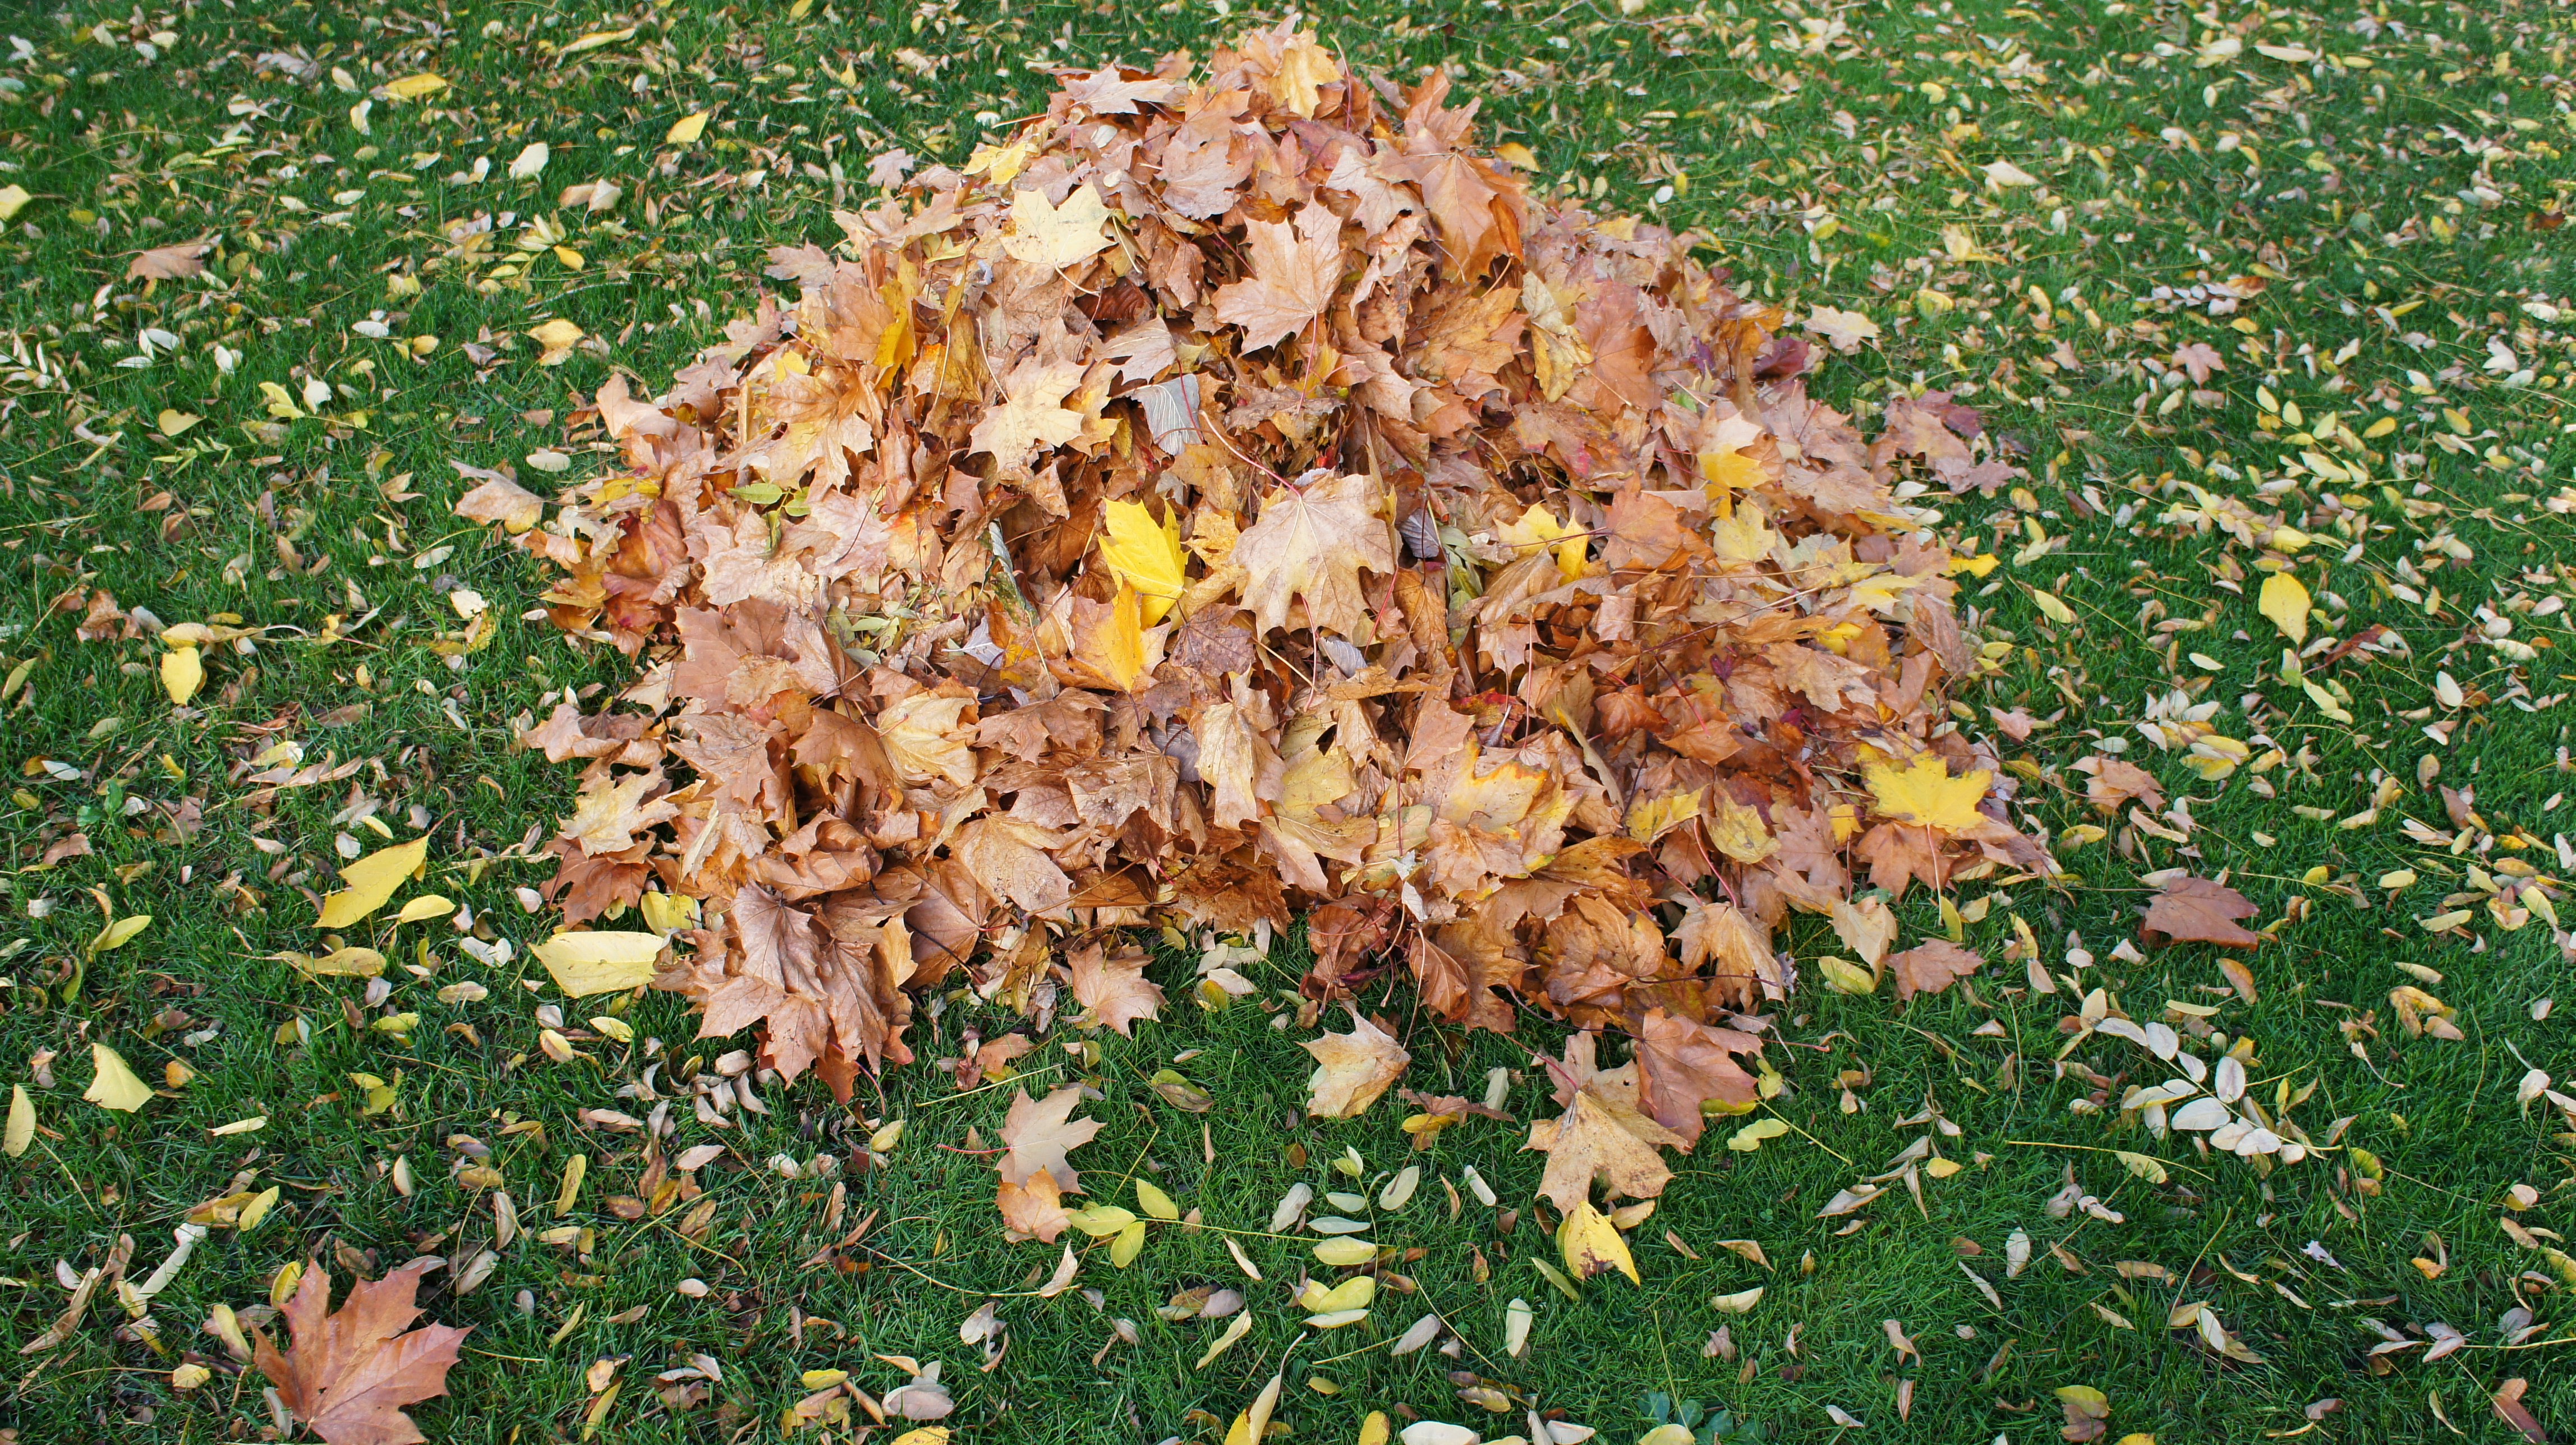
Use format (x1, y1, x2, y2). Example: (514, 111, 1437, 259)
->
(2142, 876, 2261, 947)
(1887, 939, 1985, 1002)
(999, 1085, 1102, 1193)
(1212, 203, 1342, 352)
(1526, 1086, 1686, 1213)
(967, 358, 1085, 476)
(1066, 943, 1165, 1038)
(127, 240, 211, 280)
(1234, 471, 1395, 637)
(1302, 1007, 1411, 1118)
(997, 1166, 1072, 1243)
(253, 1260, 469, 1445)
(1630, 1007, 1761, 1147)
(2073, 754, 2164, 814)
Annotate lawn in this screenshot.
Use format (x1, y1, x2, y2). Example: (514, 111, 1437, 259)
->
(3, 0, 2575, 1441)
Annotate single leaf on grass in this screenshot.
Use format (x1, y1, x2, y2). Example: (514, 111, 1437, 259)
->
(997, 1167, 1071, 1243)
(5, 1084, 33, 1156)
(392, 895, 454, 927)
(1727, 1117, 1790, 1152)
(161, 646, 204, 706)
(2142, 876, 2261, 947)
(315, 838, 429, 928)
(252, 1259, 467, 1445)
(1527, 1088, 1685, 1214)
(2258, 570, 2311, 644)
(89, 914, 151, 956)
(1630, 1007, 1761, 1147)
(1301, 1007, 1410, 1118)
(665, 111, 709, 145)
(1067, 944, 1165, 1037)
(84, 1043, 151, 1112)
(128, 241, 211, 280)
(533, 931, 666, 996)
(999, 1085, 1101, 1191)
(381, 72, 448, 100)
(1887, 940, 1985, 1002)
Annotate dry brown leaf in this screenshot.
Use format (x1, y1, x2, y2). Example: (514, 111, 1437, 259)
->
(1302, 1008, 1410, 1119)
(1887, 940, 1985, 1002)
(2142, 876, 2261, 947)
(1066, 944, 1165, 1038)
(252, 1260, 468, 1445)
(1528, 1087, 1686, 1213)
(999, 1085, 1102, 1193)
(1234, 472, 1395, 638)
(127, 240, 211, 280)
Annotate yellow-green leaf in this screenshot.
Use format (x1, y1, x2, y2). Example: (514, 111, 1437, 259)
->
(2259, 570, 2310, 645)
(84, 1043, 152, 1112)
(1312, 1237, 1376, 1267)
(533, 931, 667, 996)
(89, 914, 152, 956)
(382, 72, 448, 100)
(1709, 1284, 1766, 1313)
(666, 111, 710, 145)
(160, 646, 203, 706)
(277, 947, 387, 979)
(1097, 499, 1187, 624)
(237, 1185, 280, 1233)
(2028, 587, 2078, 625)
(315, 837, 429, 928)
(5, 1084, 33, 1157)
(1727, 1117, 1791, 1152)
(155, 408, 201, 438)
(1816, 955, 1879, 995)
(1065, 1205, 1138, 1238)
(1136, 1180, 1180, 1221)
(2114, 1151, 2168, 1184)
(1111, 1218, 1148, 1268)
(0, 184, 30, 223)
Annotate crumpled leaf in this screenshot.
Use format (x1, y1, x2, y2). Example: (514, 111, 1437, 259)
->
(2142, 876, 2261, 947)
(1302, 1009, 1410, 1119)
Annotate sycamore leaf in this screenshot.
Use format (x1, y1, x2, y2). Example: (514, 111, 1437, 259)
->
(968, 358, 1085, 475)
(1302, 1008, 1411, 1119)
(84, 1043, 153, 1112)
(998, 1167, 1071, 1243)
(2142, 876, 2261, 947)
(1212, 204, 1342, 351)
(1528, 1088, 1685, 1214)
(254, 1260, 468, 1445)
(1862, 754, 1992, 832)
(1235, 472, 1394, 637)
(315, 838, 429, 929)
(1630, 1007, 1760, 1147)
(534, 931, 668, 996)
(1068, 944, 1166, 1037)
(1557, 1197, 1639, 1284)
(1887, 940, 1985, 1002)
(2258, 570, 2310, 645)
(1097, 499, 1187, 623)
(1000, 1085, 1102, 1193)
(1000, 183, 1116, 270)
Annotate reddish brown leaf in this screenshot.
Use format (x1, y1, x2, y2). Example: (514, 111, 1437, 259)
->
(2142, 876, 2261, 947)
(252, 1260, 468, 1445)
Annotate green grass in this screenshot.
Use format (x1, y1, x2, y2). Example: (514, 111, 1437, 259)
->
(3, 0, 2574, 1440)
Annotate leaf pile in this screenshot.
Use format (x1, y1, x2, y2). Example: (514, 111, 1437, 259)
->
(459, 20, 2049, 1102)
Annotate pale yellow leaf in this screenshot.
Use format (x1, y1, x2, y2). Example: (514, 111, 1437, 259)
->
(160, 646, 203, 706)
(84, 1043, 152, 1112)
(533, 931, 667, 996)
(382, 73, 448, 100)
(666, 111, 710, 145)
(4, 1084, 32, 1157)
(2258, 570, 2310, 645)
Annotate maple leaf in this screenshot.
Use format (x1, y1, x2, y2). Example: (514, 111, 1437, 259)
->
(1630, 1008, 1761, 1148)
(128, 240, 211, 280)
(1213, 204, 1342, 352)
(1066, 943, 1165, 1038)
(1527, 1087, 1686, 1214)
(2170, 341, 2226, 385)
(1060, 68, 1185, 115)
(253, 1260, 468, 1445)
(1000, 1085, 1102, 1193)
(1803, 305, 1880, 353)
(1067, 586, 1167, 693)
(1887, 940, 1985, 1002)
(1235, 472, 1394, 637)
(999, 183, 1116, 270)
(1302, 1008, 1411, 1118)
(998, 1166, 1073, 1243)
(969, 358, 1085, 476)
(2142, 876, 2261, 947)
(1862, 753, 1993, 832)
(1096, 499, 1188, 624)
(2074, 755, 2164, 814)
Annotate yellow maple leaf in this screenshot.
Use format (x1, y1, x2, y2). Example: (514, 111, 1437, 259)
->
(1098, 499, 1187, 623)
(1862, 753, 1991, 832)
(1073, 586, 1164, 693)
(1496, 501, 1589, 581)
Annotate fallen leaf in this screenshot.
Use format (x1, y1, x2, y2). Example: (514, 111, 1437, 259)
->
(1000, 183, 1117, 270)
(534, 931, 668, 996)
(1235, 472, 1395, 637)
(1864, 753, 1993, 831)
(1557, 1197, 1639, 1284)
(1303, 1009, 1410, 1119)
(315, 839, 429, 929)
(1887, 940, 1985, 1002)
(84, 1043, 152, 1112)
(253, 1259, 467, 1445)
(1000, 1086, 1102, 1193)
(128, 241, 210, 280)
(2142, 876, 2261, 947)
(1067, 944, 1165, 1038)
(1213, 203, 1342, 351)
(2258, 570, 2310, 645)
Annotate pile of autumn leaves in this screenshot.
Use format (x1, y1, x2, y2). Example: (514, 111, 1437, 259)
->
(459, 22, 2047, 1254)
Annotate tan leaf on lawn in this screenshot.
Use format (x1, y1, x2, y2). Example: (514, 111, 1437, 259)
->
(1302, 1007, 1411, 1119)
(253, 1259, 468, 1445)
